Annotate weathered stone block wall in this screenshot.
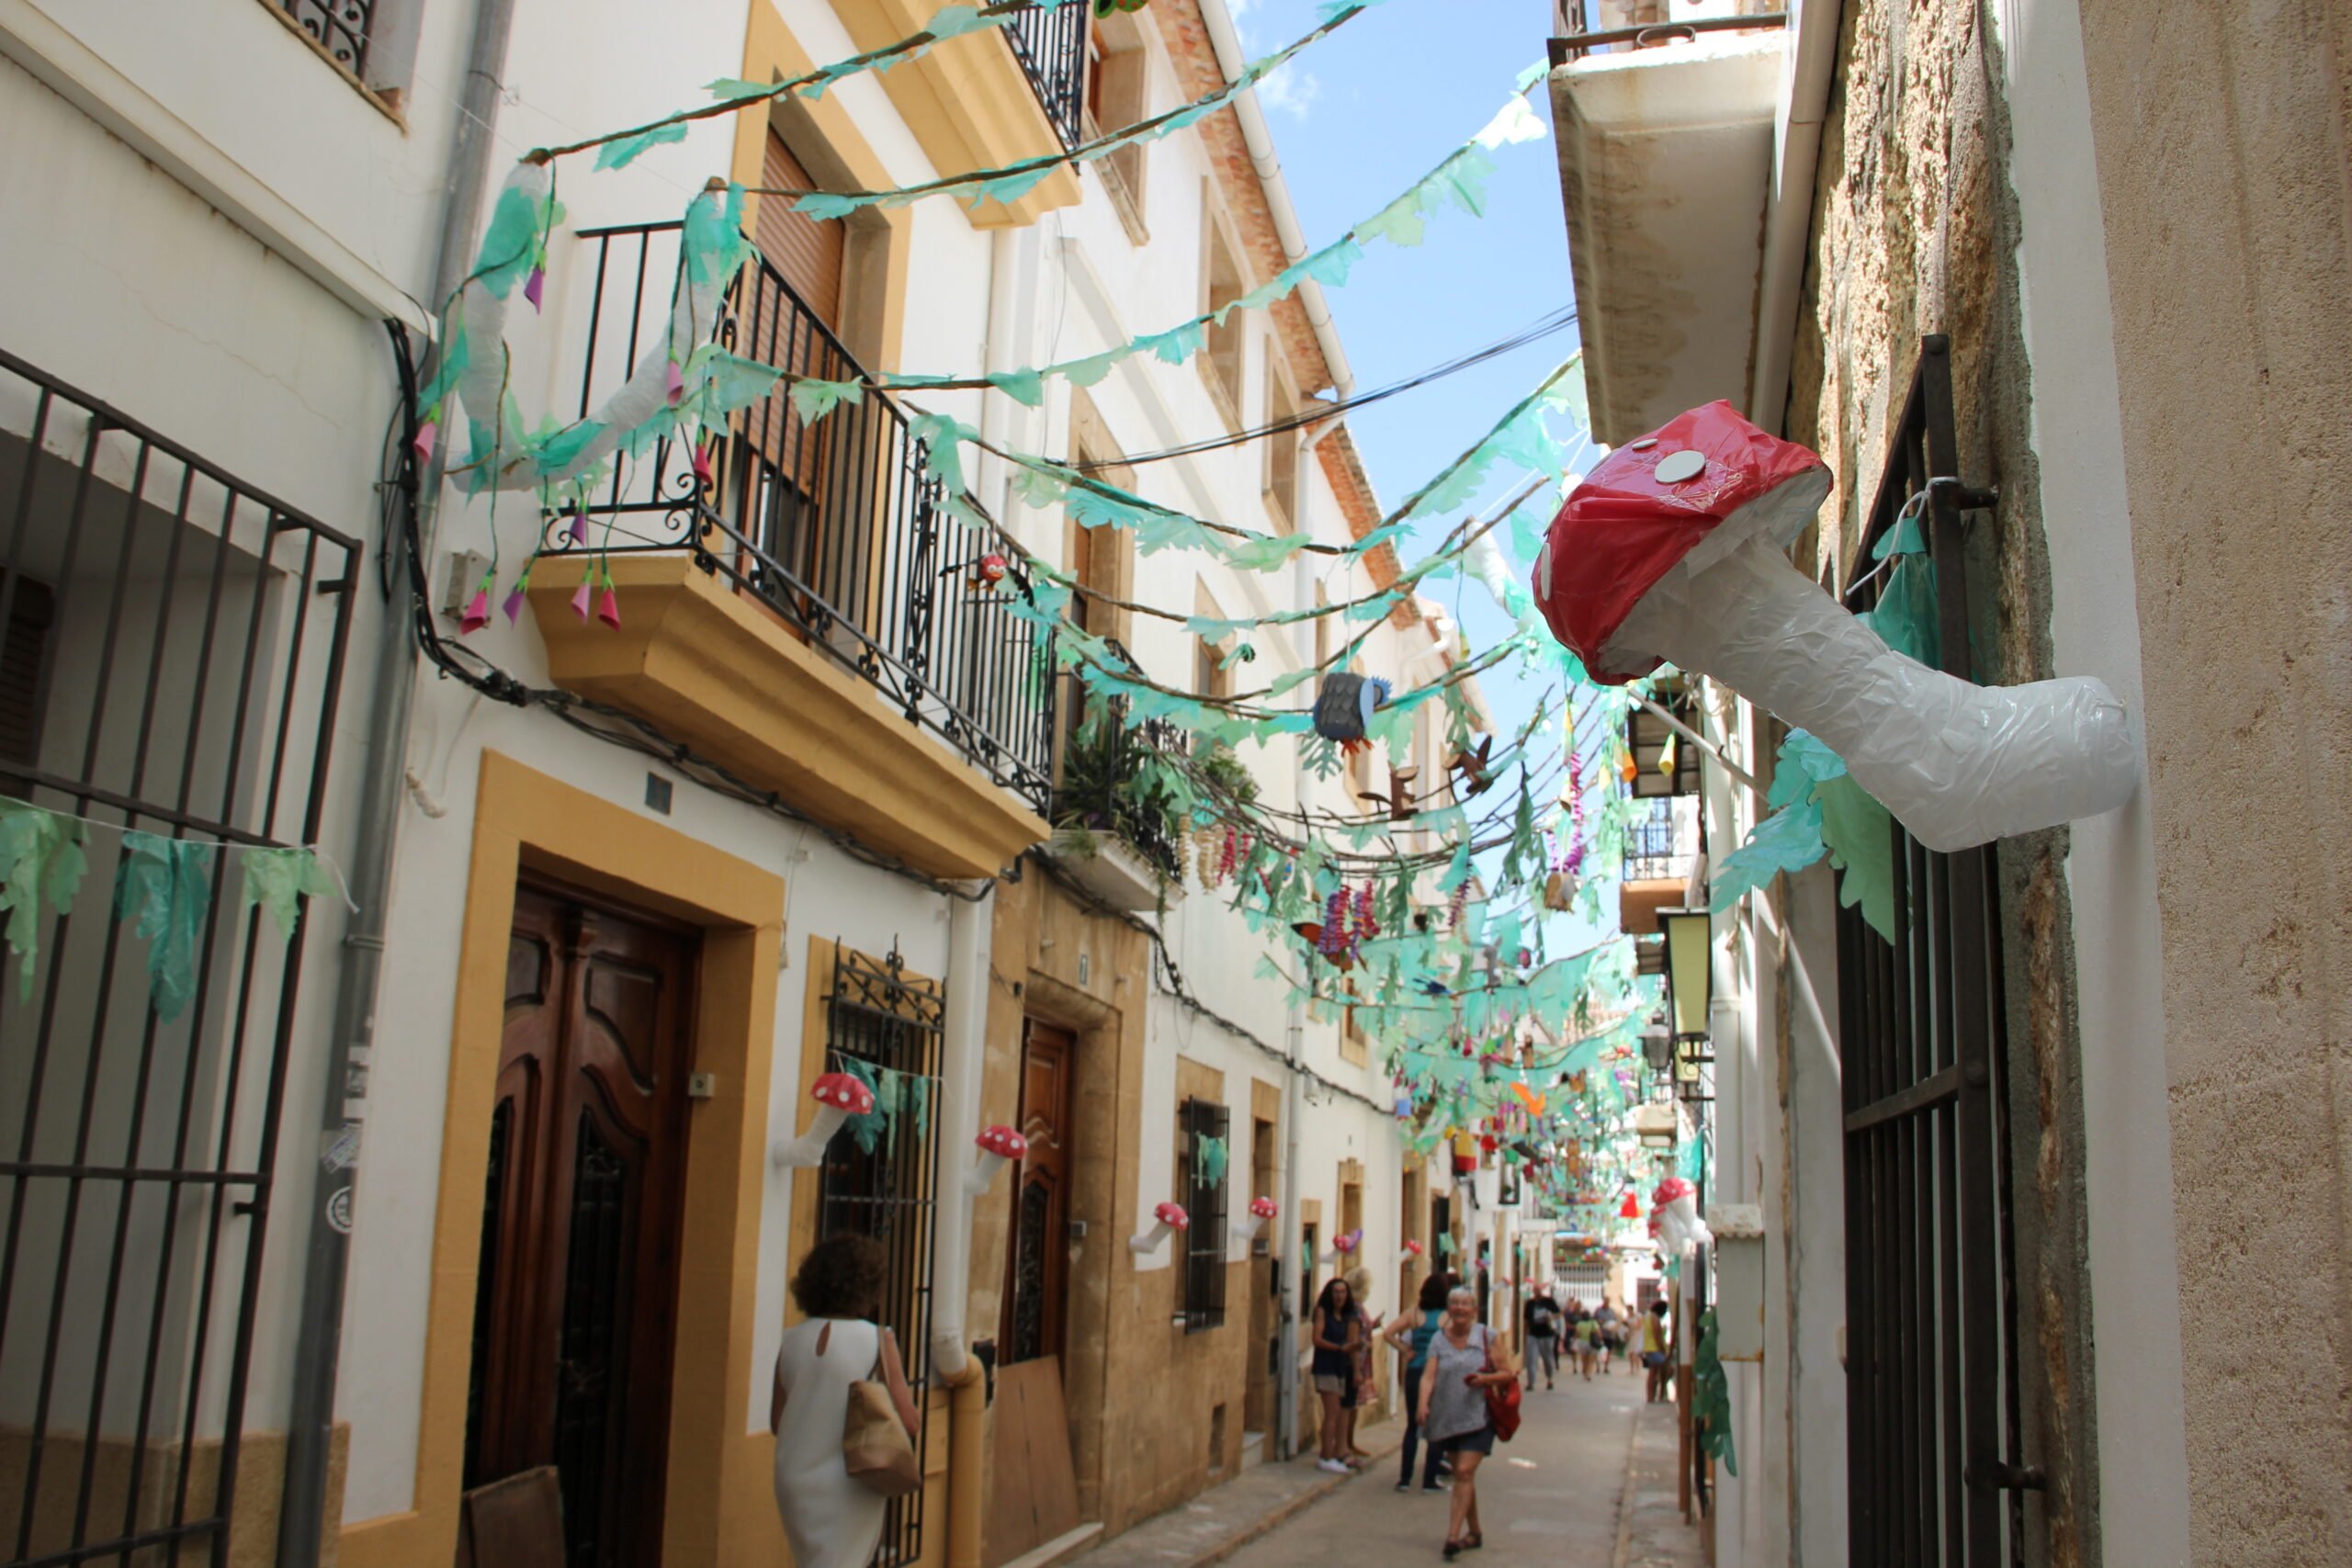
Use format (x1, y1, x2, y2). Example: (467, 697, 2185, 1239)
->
(2071, 2, 2352, 1562)
(1788, 2, 2101, 1561)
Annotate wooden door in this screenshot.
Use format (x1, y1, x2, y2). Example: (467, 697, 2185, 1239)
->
(987, 1021, 1080, 1567)
(1243, 1116, 1277, 1433)
(467, 886, 697, 1568)
(1000, 1021, 1073, 1364)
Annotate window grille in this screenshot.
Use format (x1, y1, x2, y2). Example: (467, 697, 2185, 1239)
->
(1176, 1099, 1229, 1332)
(1838, 336, 2033, 1565)
(278, 0, 373, 79)
(813, 945, 946, 1567)
(0, 345, 359, 1568)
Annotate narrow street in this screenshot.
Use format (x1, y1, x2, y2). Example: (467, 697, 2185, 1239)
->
(1069, 1361, 1702, 1568)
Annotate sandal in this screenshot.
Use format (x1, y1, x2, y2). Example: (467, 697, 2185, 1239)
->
(1464, 1533, 1484, 1551)
(1442, 1542, 1463, 1561)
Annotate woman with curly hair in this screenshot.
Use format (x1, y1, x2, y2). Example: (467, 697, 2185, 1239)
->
(770, 1235, 919, 1568)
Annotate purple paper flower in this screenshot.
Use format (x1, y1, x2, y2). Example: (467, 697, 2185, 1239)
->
(567, 508, 589, 546)
(524, 264, 546, 312)
(503, 578, 529, 625)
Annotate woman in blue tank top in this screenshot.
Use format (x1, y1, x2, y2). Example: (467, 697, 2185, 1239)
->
(1382, 1272, 1454, 1492)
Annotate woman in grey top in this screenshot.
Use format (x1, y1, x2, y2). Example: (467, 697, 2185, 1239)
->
(1415, 1285, 1518, 1558)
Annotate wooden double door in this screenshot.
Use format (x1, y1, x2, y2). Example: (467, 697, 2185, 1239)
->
(466, 886, 697, 1567)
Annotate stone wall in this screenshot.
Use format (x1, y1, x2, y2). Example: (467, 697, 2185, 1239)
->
(974, 870, 1258, 1551)
(2072, 1, 2352, 1561)
(1787, 1, 2101, 1560)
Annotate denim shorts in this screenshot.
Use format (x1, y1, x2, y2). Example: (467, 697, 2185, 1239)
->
(1443, 1427, 1496, 1458)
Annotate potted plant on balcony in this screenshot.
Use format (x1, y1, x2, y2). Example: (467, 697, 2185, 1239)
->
(1047, 708, 1191, 912)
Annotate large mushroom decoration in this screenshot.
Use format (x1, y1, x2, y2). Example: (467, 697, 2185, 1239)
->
(1398, 1236, 1426, 1266)
(1532, 400, 2137, 852)
(965, 1124, 1029, 1195)
(1232, 1194, 1280, 1243)
(1321, 1228, 1363, 1265)
(1129, 1201, 1191, 1256)
(771, 1070, 876, 1169)
(1652, 1176, 1713, 1257)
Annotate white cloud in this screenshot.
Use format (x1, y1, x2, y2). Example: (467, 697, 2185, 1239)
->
(1257, 61, 1321, 120)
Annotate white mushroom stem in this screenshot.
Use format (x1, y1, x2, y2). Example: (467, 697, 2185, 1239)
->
(770, 1104, 853, 1169)
(1657, 1192, 1713, 1258)
(1230, 1213, 1269, 1244)
(964, 1150, 1013, 1196)
(1128, 1218, 1179, 1256)
(1611, 536, 2138, 852)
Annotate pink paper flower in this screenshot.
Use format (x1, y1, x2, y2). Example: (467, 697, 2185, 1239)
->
(458, 585, 492, 636)
(690, 440, 713, 489)
(571, 571, 594, 621)
(412, 418, 437, 464)
(524, 264, 546, 312)
(664, 359, 685, 406)
(567, 509, 589, 546)
(596, 585, 621, 629)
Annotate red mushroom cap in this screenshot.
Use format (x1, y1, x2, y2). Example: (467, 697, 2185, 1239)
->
(1532, 400, 1830, 683)
(1652, 1177, 1695, 1207)
(1154, 1201, 1191, 1231)
(1250, 1196, 1280, 1219)
(1402, 1238, 1424, 1256)
(811, 1071, 876, 1115)
(976, 1124, 1028, 1159)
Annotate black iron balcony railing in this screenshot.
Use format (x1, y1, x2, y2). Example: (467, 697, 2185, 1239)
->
(1050, 674, 1186, 880)
(570, 222, 1056, 815)
(1002, 3, 1089, 151)
(1622, 803, 1692, 883)
(280, 0, 373, 77)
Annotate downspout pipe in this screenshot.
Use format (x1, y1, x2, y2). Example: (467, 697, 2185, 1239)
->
(1274, 546, 1314, 1461)
(1746, 0, 1842, 434)
(277, 2, 520, 1562)
(1198, 0, 1356, 401)
(932, 883, 994, 1568)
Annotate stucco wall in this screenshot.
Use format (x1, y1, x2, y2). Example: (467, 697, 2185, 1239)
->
(2072, 1, 2352, 1562)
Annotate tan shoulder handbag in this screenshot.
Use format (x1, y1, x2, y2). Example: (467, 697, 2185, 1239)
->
(842, 1327, 922, 1496)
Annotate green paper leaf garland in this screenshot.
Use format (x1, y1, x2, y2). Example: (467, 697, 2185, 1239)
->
(0, 800, 88, 999)
(114, 832, 213, 1022)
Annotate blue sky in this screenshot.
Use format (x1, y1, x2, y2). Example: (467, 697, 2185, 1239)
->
(1232, 0, 1620, 954)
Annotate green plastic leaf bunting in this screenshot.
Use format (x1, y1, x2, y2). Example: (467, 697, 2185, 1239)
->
(788, 378, 865, 425)
(593, 119, 690, 171)
(1710, 795, 1827, 913)
(1814, 776, 1896, 941)
(241, 847, 339, 942)
(924, 4, 989, 39)
(114, 832, 213, 1022)
(985, 369, 1046, 408)
(1693, 1309, 1738, 1476)
(0, 800, 88, 999)
(707, 76, 779, 104)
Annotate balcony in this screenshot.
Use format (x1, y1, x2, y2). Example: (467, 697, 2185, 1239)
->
(1619, 795, 1700, 935)
(1545, 3, 1789, 442)
(830, 0, 1084, 227)
(535, 223, 1055, 881)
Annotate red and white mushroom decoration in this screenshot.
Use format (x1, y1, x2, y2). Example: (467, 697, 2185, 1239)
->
(1399, 1236, 1426, 1265)
(1651, 1176, 1712, 1257)
(1129, 1201, 1191, 1256)
(771, 1070, 877, 1169)
(1320, 1227, 1363, 1265)
(1532, 400, 2137, 852)
(965, 1124, 1030, 1195)
(1230, 1194, 1280, 1242)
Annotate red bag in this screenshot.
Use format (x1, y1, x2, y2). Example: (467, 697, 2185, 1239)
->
(1479, 1327, 1521, 1442)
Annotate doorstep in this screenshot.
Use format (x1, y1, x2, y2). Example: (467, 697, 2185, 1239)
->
(1058, 1419, 1402, 1568)
(996, 1521, 1105, 1568)
(1238, 1429, 1265, 1470)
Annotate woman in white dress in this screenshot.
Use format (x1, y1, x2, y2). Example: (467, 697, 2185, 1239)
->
(770, 1235, 921, 1568)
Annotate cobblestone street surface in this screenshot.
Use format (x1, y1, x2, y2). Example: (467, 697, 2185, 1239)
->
(1062, 1364, 1703, 1568)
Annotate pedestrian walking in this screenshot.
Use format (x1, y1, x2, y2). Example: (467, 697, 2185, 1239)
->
(1596, 1298, 1623, 1371)
(1642, 1298, 1673, 1403)
(1383, 1273, 1453, 1493)
(770, 1235, 920, 1568)
(1344, 1265, 1383, 1462)
(1417, 1285, 1518, 1560)
(1521, 1282, 1559, 1390)
(1310, 1276, 1367, 1473)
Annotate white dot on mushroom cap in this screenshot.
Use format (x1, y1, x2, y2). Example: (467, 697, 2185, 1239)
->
(1653, 449, 1707, 484)
(1628, 437, 1658, 451)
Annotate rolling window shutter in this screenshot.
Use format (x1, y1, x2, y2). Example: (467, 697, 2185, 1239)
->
(758, 131, 844, 331)
(0, 576, 53, 767)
